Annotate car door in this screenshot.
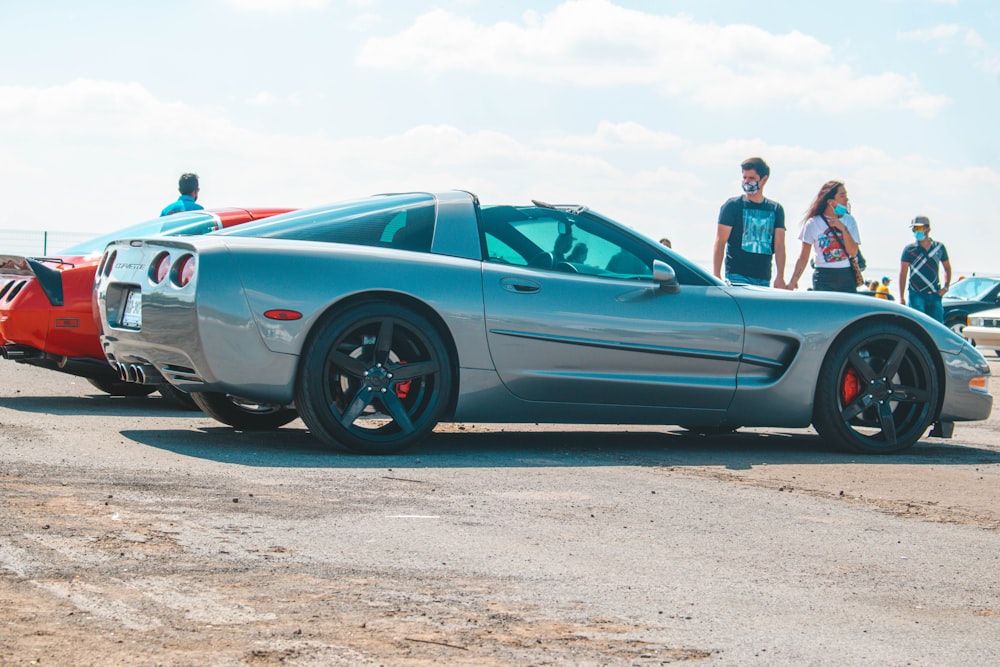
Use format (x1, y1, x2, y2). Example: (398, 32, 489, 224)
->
(479, 207, 745, 411)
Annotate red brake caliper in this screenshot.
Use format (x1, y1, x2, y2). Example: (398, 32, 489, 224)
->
(840, 368, 863, 405)
(395, 360, 412, 399)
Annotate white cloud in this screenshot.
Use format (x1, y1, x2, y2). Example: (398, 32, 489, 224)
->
(356, 0, 947, 116)
(247, 90, 278, 106)
(897, 24, 961, 42)
(899, 24, 1000, 77)
(545, 121, 684, 151)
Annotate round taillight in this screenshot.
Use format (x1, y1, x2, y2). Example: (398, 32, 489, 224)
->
(175, 254, 196, 287)
(150, 252, 171, 284)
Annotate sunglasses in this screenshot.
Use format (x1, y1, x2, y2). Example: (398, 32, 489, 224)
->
(912, 225, 929, 232)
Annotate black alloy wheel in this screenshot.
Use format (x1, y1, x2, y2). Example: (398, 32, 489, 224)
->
(813, 323, 938, 453)
(295, 301, 452, 454)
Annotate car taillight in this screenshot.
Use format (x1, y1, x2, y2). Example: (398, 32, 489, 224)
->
(175, 254, 196, 287)
(150, 252, 171, 284)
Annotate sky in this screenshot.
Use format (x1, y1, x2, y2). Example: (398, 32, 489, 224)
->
(1, 0, 997, 277)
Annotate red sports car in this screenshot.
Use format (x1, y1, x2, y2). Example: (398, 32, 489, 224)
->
(1, 207, 295, 402)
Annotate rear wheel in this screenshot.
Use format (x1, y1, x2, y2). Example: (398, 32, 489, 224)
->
(87, 377, 157, 398)
(295, 301, 452, 454)
(813, 323, 938, 454)
(190, 392, 298, 430)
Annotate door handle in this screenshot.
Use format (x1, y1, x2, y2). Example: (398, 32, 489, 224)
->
(500, 277, 541, 294)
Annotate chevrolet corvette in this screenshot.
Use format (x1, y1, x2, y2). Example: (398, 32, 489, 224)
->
(1, 207, 294, 402)
(94, 191, 992, 453)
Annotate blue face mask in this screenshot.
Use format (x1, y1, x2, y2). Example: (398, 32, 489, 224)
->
(742, 181, 760, 195)
(914, 231, 927, 241)
(834, 203, 849, 217)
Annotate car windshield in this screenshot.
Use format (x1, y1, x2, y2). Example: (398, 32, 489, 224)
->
(945, 277, 1000, 301)
(57, 212, 223, 257)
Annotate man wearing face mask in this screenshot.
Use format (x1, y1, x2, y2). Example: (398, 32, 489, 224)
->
(899, 216, 951, 322)
(713, 157, 786, 287)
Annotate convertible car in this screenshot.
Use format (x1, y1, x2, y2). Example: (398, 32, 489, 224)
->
(95, 191, 992, 454)
(1, 207, 294, 402)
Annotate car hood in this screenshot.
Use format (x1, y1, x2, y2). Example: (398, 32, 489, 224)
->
(725, 284, 972, 357)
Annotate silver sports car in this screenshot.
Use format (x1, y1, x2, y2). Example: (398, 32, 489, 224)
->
(95, 190, 992, 454)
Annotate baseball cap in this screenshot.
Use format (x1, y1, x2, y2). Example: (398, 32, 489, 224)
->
(910, 215, 930, 229)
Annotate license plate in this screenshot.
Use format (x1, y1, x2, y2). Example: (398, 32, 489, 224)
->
(122, 290, 142, 328)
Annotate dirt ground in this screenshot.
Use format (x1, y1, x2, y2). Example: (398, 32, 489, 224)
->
(2, 356, 999, 665)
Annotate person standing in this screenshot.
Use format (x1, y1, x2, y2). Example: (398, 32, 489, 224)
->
(712, 157, 786, 287)
(160, 172, 204, 216)
(787, 180, 861, 293)
(875, 276, 892, 299)
(899, 216, 951, 322)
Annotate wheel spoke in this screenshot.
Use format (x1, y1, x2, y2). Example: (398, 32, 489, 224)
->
(891, 384, 933, 403)
(877, 401, 898, 445)
(389, 359, 440, 382)
(882, 338, 909, 379)
(846, 349, 877, 383)
(329, 349, 367, 378)
(379, 390, 415, 433)
(374, 318, 394, 363)
(841, 393, 875, 421)
(338, 387, 373, 426)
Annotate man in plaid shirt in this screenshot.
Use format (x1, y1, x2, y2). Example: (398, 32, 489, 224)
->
(899, 216, 951, 323)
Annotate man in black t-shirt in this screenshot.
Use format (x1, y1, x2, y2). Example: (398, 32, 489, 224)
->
(712, 157, 786, 287)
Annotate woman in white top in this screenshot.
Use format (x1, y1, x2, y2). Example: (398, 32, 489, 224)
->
(787, 180, 861, 293)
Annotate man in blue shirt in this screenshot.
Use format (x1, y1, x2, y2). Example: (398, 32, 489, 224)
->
(160, 173, 204, 216)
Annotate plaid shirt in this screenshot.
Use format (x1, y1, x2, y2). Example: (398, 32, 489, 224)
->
(901, 240, 948, 294)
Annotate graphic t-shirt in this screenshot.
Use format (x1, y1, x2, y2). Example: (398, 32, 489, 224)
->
(797, 214, 862, 268)
(718, 195, 785, 280)
(901, 240, 949, 294)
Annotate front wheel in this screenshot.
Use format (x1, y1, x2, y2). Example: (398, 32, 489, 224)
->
(189, 392, 298, 430)
(813, 323, 939, 454)
(295, 301, 453, 454)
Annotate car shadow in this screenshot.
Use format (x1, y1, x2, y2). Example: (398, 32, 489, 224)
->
(119, 424, 1000, 469)
(0, 394, 199, 418)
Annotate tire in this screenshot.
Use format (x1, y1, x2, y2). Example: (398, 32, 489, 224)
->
(295, 301, 453, 454)
(947, 318, 966, 338)
(189, 392, 298, 431)
(157, 382, 200, 410)
(87, 377, 157, 398)
(813, 323, 939, 454)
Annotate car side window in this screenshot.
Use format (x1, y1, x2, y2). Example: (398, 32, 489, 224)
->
(219, 194, 437, 253)
(481, 205, 653, 280)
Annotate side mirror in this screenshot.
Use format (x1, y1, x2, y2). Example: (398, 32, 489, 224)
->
(652, 259, 680, 294)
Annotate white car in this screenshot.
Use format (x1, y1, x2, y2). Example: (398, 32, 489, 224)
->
(965, 307, 1000, 357)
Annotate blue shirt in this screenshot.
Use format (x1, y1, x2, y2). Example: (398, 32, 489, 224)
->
(160, 195, 204, 217)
